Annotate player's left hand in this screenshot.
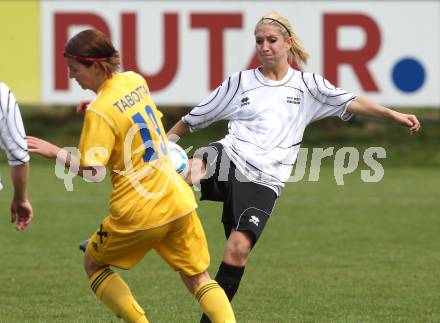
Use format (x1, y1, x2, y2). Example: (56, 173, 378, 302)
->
(11, 198, 33, 231)
(392, 112, 421, 134)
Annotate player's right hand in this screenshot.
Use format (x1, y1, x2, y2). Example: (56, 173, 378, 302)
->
(26, 136, 61, 159)
(77, 100, 92, 116)
(11, 198, 33, 231)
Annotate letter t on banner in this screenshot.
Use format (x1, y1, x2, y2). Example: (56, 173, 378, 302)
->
(191, 13, 242, 90)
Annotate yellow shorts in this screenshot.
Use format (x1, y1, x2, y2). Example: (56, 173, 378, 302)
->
(86, 211, 210, 276)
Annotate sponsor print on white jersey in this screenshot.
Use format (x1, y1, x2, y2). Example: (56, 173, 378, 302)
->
(0, 82, 29, 165)
(183, 67, 355, 195)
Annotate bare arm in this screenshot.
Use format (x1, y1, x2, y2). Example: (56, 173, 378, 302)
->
(9, 163, 33, 230)
(347, 95, 421, 134)
(167, 120, 190, 141)
(26, 136, 106, 181)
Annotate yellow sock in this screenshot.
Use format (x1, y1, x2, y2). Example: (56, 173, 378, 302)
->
(90, 267, 149, 323)
(195, 280, 236, 323)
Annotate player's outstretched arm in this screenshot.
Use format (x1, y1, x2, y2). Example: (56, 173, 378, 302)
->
(347, 96, 421, 134)
(9, 163, 33, 230)
(26, 136, 61, 159)
(26, 136, 105, 181)
(167, 120, 190, 141)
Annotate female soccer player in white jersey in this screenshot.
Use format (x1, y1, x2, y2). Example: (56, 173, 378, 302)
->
(0, 82, 33, 230)
(167, 12, 421, 322)
(27, 29, 235, 323)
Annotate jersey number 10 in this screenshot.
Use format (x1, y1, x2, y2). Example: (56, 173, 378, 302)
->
(131, 105, 168, 162)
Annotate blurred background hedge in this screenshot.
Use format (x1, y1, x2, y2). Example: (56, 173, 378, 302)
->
(18, 105, 440, 167)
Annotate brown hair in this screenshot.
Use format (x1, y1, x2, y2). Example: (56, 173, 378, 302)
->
(64, 29, 120, 78)
(255, 13, 309, 66)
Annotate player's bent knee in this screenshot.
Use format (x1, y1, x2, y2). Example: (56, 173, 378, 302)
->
(180, 270, 211, 294)
(224, 232, 252, 266)
(84, 252, 106, 278)
(224, 248, 250, 266)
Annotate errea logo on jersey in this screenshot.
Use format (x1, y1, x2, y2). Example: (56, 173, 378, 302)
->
(249, 215, 260, 226)
(241, 97, 250, 107)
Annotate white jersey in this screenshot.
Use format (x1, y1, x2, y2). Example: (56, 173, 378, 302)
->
(0, 82, 29, 166)
(183, 67, 355, 195)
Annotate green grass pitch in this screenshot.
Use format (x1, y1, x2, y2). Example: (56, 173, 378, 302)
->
(0, 162, 439, 322)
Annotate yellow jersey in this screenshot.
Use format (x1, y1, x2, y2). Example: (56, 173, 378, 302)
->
(78, 72, 197, 230)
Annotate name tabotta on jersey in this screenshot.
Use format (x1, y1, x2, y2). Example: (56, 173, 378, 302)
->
(112, 85, 149, 113)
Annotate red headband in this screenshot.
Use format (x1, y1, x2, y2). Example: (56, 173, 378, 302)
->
(63, 51, 110, 62)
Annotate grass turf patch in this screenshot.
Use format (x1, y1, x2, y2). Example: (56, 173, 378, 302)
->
(0, 162, 439, 322)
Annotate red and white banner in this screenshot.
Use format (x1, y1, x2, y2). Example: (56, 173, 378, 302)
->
(41, 1, 440, 107)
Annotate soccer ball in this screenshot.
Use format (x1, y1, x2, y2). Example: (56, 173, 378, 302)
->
(168, 141, 189, 179)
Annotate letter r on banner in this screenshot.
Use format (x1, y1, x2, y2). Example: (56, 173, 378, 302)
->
(323, 13, 381, 92)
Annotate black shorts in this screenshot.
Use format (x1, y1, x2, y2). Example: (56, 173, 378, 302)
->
(193, 142, 277, 245)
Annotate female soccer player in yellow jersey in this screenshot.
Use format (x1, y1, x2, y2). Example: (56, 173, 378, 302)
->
(26, 29, 235, 323)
